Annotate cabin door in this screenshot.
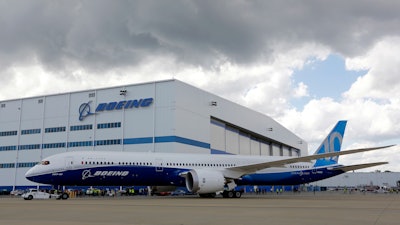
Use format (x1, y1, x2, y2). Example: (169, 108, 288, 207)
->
(65, 156, 74, 170)
(155, 158, 163, 172)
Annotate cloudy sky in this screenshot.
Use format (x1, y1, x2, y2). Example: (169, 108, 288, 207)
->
(1, 0, 399, 171)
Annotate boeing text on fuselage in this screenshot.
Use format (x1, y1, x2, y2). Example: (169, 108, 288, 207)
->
(82, 169, 129, 180)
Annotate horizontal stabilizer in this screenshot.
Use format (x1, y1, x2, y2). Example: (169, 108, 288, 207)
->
(330, 162, 388, 172)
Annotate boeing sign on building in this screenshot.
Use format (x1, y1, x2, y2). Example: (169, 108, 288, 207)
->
(78, 98, 153, 121)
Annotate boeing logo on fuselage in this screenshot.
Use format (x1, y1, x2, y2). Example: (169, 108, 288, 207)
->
(78, 98, 153, 121)
(82, 169, 129, 180)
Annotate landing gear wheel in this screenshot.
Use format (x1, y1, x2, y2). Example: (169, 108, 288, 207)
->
(61, 193, 69, 200)
(222, 190, 242, 198)
(234, 191, 242, 198)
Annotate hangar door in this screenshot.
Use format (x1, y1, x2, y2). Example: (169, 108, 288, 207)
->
(210, 118, 272, 156)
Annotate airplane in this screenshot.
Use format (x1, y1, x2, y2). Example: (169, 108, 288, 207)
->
(25, 120, 395, 198)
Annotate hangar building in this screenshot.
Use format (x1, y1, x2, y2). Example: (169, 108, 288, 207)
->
(0, 79, 307, 190)
(310, 172, 400, 189)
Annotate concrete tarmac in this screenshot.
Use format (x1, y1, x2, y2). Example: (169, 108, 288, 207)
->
(1, 192, 399, 225)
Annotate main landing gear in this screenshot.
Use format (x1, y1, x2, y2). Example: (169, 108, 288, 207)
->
(198, 190, 243, 198)
(222, 190, 243, 198)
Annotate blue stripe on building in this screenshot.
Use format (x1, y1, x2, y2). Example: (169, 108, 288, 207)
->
(155, 136, 210, 149)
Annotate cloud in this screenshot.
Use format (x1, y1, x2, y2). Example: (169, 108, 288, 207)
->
(2, 1, 400, 73)
(345, 37, 400, 100)
(276, 38, 400, 171)
(293, 82, 309, 98)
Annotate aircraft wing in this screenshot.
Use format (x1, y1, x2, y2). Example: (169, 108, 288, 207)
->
(329, 162, 388, 172)
(225, 145, 395, 178)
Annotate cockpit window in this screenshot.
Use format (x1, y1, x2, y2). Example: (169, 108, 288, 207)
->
(41, 160, 50, 165)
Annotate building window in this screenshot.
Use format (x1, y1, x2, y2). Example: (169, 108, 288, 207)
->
(70, 124, 93, 131)
(0, 163, 15, 169)
(21, 129, 41, 135)
(0, 146, 17, 151)
(0, 103, 5, 108)
(42, 143, 66, 149)
(89, 93, 95, 98)
(97, 122, 121, 129)
(0, 130, 18, 136)
(68, 141, 93, 148)
(95, 139, 121, 146)
(38, 99, 43, 104)
(17, 162, 37, 168)
(45, 126, 66, 133)
(18, 144, 41, 150)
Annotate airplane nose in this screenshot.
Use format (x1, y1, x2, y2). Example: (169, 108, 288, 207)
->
(25, 167, 37, 181)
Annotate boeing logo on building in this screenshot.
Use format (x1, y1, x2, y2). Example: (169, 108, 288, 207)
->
(79, 101, 95, 121)
(78, 98, 154, 121)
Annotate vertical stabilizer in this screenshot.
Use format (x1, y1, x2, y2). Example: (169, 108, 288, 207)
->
(313, 121, 347, 167)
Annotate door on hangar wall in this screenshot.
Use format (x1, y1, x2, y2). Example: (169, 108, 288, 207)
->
(210, 118, 256, 155)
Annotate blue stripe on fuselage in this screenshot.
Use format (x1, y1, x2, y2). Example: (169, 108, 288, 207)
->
(29, 166, 345, 187)
(29, 166, 189, 187)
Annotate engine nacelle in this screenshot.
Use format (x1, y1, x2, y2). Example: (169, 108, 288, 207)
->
(185, 169, 225, 194)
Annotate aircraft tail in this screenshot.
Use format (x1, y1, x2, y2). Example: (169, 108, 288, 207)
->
(313, 120, 347, 167)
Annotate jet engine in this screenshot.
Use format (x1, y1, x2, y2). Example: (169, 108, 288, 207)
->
(185, 169, 225, 194)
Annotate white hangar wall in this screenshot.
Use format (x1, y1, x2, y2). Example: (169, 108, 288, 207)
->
(310, 172, 400, 188)
(170, 81, 306, 155)
(0, 79, 307, 189)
